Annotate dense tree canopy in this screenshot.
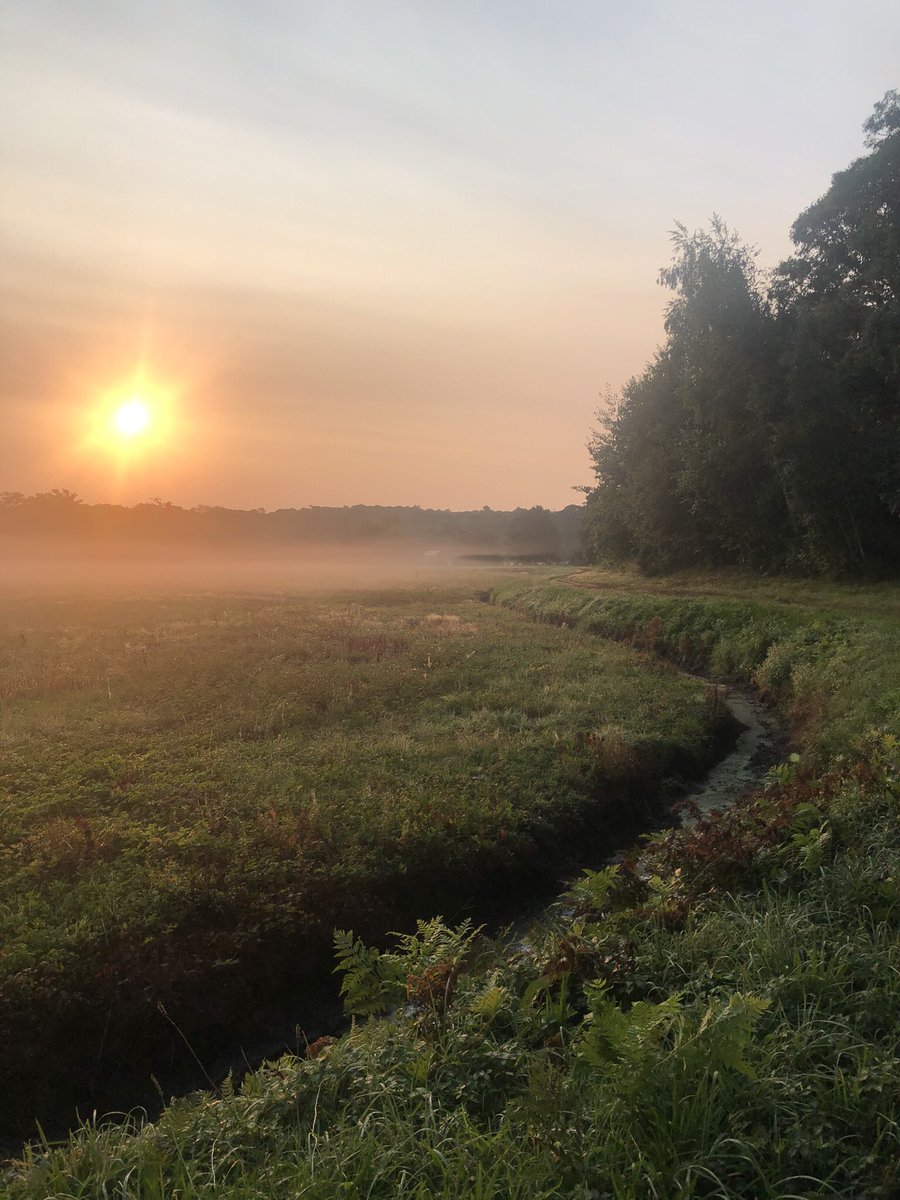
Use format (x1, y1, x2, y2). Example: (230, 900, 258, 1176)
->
(585, 92, 900, 576)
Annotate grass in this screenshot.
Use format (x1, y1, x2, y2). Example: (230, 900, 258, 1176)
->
(6, 740, 897, 1199)
(0, 578, 726, 1136)
(492, 568, 900, 759)
(2, 567, 898, 1198)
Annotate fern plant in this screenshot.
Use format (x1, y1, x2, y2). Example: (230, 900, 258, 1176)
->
(578, 985, 769, 1090)
(333, 918, 483, 1018)
(332, 928, 405, 1017)
(578, 983, 681, 1074)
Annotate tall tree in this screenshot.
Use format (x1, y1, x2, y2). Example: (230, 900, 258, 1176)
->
(770, 91, 900, 572)
(585, 93, 900, 577)
(585, 220, 786, 571)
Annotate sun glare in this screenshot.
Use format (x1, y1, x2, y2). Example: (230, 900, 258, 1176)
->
(82, 371, 183, 470)
(114, 396, 151, 438)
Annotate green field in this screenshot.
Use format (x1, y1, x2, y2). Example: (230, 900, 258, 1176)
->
(3, 569, 899, 1198)
(0, 576, 728, 1135)
(494, 568, 900, 758)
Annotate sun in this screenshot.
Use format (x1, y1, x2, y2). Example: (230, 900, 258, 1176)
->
(83, 370, 182, 468)
(113, 395, 151, 438)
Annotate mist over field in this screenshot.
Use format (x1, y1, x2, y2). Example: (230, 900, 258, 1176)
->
(0, 494, 581, 595)
(0, 544, 495, 597)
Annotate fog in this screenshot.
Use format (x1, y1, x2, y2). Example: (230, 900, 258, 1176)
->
(0, 542, 519, 599)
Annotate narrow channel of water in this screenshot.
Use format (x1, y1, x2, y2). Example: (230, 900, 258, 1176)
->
(682, 687, 781, 821)
(502, 685, 782, 946)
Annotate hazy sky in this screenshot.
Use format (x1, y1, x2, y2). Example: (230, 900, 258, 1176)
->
(2, 1, 898, 511)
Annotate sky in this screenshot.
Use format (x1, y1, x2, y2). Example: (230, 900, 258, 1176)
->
(2, 1, 899, 512)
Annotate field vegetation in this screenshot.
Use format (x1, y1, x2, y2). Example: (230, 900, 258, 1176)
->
(494, 570, 900, 760)
(4, 568, 898, 1198)
(0, 576, 728, 1136)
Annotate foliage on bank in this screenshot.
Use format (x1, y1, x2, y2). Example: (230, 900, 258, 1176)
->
(492, 574, 900, 760)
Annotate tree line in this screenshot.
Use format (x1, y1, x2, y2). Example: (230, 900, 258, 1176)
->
(0, 490, 579, 561)
(583, 91, 899, 576)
